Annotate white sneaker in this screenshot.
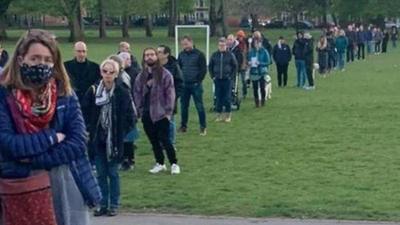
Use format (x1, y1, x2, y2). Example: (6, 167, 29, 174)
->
(149, 163, 167, 174)
(171, 164, 181, 175)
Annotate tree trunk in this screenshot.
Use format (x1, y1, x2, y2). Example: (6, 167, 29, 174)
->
(168, 0, 177, 37)
(0, 0, 12, 40)
(145, 14, 153, 37)
(332, 13, 338, 26)
(122, 12, 129, 38)
(98, 0, 107, 38)
(67, 0, 84, 42)
(209, 0, 217, 36)
(219, 0, 227, 37)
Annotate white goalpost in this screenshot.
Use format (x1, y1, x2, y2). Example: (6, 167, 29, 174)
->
(175, 25, 210, 65)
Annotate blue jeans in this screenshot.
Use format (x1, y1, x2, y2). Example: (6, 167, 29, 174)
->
(169, 116, 176, 144)
(239, 70, 247, 97)
(295, 60, 307, 87)
(214, 79, 232, 113)
(95, 150, 120, 209)
(337, 52, 345, 70)
(180, 83, 207, 129)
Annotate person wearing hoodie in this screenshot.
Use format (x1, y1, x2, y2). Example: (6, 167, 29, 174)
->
(157, 45, 184, 145)
(272, 36, 292, 87)
(209, 38, 238, 122)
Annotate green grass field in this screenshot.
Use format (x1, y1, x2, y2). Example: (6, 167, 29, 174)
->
(2, 28, 400, 221)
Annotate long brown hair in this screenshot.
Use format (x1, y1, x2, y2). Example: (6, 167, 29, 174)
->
(140, 47, 164, 84)
(0, 29, 72, 96)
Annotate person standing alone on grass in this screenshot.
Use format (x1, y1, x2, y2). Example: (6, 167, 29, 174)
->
(272, 36, 292, 87)
(178, 36, 208, 136)
(292, 31, 307, 88)
(134, 48, 180, 175)
(83, 59, 135, 217)
(335, 29, 348, 72)
(247, 38, 271, 107)
(209, 37, 238, 122)
(157, 45, 184, 146)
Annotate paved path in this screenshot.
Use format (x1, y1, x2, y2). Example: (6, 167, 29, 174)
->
(92, 213, 400, 225)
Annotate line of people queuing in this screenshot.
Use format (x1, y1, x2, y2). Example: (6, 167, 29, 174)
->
(0, 24, 397, 224)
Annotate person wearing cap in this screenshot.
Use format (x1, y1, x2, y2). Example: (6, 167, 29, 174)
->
(209, 37, 238, 122)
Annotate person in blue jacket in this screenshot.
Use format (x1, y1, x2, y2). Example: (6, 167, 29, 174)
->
(247, 39, 271, 107)
(272, 36, 292, 87)
(0, 29, 101, 225)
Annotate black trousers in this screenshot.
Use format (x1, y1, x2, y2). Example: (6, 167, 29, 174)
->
(357, 43, 365, 60)
(276, 63, 289, 87)
(142, 113, 177, 165)
(252, 79, 266, 101)
(123, 142, 135, 165)
(306, 63, 314, 87)
(347, 44, 355, 62)
(382, 41, 388, 53)
(375, 41, 381, 53)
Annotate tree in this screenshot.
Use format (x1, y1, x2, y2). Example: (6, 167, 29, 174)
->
(227, 0, 271, 31)
(209, 0, 227, 37)
(0, 0, 13, 40)
(97, 0, 106, 38)
(167, 0, 177, 37)
(59, 0, 84, 42)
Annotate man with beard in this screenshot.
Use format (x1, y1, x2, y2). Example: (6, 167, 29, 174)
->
(134, 48, 180, 175)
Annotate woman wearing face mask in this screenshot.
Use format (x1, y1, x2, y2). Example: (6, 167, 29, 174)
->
(0, 29, 101, 225)
(247, 39, 271, 107)
(82, 59, 135, 217)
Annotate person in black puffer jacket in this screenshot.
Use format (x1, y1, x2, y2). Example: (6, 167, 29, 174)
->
(208, 38, 238, 122)
(177, 35, 208, 136)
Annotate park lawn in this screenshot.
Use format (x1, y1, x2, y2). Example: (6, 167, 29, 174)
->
(2, 28, 400, 221)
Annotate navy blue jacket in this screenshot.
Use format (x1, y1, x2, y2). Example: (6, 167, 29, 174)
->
(292, 39, 306, 60)
(0, 86, 101, 207)
(356, 31, 367, 44)
(178, 48, 207, 84)
(272, 43, 292, 65)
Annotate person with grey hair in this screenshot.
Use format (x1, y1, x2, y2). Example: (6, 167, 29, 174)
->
(111, 54, 139, 171)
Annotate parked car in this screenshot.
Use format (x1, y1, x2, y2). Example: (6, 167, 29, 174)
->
(240, 17, 251, 28)
(293, 20, 314, 29)
(385, 21, 400, 29)
(265, 19, 287, 29)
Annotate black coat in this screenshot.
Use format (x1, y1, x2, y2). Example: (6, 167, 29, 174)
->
(64, 59, 101, 103)
(228, 41, 244, 67)
(178, 48, 207, 84)
(163, 56, 184, 114)
(272, 43, 292, 65)
(81, 82, 135, 162)
(304, 38, 314, 66)
(208, 50, 238, 80)
(292, 39, 306, 60)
